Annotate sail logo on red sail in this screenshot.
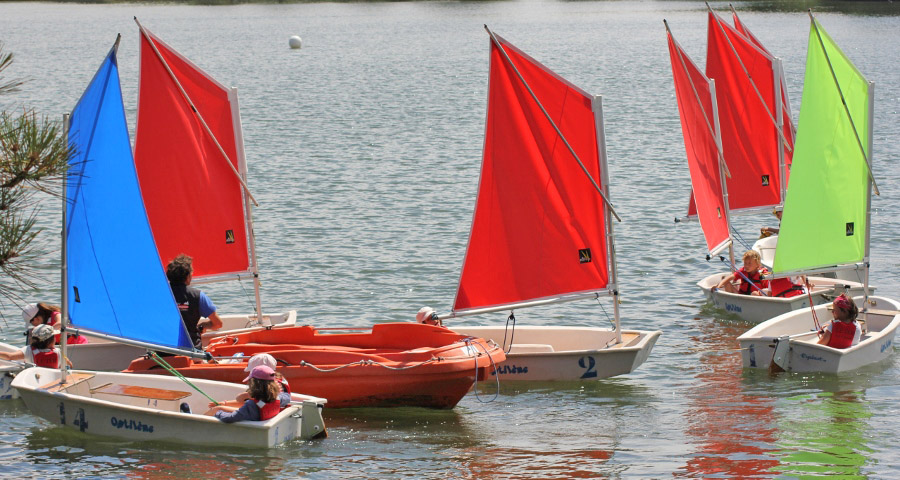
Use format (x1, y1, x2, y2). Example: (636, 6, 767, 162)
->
(578, 248, 592, 264)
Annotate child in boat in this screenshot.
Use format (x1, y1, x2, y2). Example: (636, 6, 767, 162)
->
(23, 303, 89, 345)
(2, 303, 89, 363)
(0, 324, 72, 368)
(760, 206, 783, 238)
(208, 354, 290, 411)
(206, 365, 290, 422)
(714, 250, 766, 296)
(817, 294, 861, 348)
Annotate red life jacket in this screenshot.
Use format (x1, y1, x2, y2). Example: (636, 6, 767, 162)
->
(278, 378, 291, 395)
(32, 348, 60, 368)
(769, 277, 805, 298)
(737, 268, 764, 295)
(827, 321, 857, 349)
(255, 398, 282, 421)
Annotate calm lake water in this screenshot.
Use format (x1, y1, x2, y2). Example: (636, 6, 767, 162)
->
(2, 1, 900, 477)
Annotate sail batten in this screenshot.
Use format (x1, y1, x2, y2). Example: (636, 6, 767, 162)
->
(452, 34, 610, 312)
(66, 43, 192, 350)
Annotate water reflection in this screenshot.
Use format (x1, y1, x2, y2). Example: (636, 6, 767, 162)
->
(771, 379, 873, 477)
(19, 422, 318, 479)
(458, 446, 614, 479)
(676, 309, 779, 477)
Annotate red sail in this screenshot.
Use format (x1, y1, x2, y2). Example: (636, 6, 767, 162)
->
(134, 31, 249, 278)
(453, 35, 609, 312)
(687, 12, 792, 217)
(732, 11, 795, 183)
(668, 31, 730, 254)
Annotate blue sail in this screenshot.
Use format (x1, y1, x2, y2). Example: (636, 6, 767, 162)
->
(66, 40, 193, 350)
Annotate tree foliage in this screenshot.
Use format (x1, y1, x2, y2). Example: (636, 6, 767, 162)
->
(0, 42, 73, 302)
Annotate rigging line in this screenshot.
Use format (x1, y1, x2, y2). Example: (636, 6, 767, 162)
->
(133, 17, 259, 206)
(149, 352, 219, 406)
(707, 4, 794, 154)
(484, 25, 621, 222)
(467, 338, 500, 403)
(729, 226, 752, 251)
(808, 11, 880, 196)
(663, 20, 732, 180)
(501, 312, 516, 354)
(805, 283, 822, 333)
(728, 4, 796, 140)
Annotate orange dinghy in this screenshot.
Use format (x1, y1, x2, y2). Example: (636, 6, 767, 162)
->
(125, 323, 505, 409)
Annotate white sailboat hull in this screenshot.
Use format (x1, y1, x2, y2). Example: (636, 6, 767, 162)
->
(65, 311, 298, 371)
(697, 273, 871, 323)
(0, 342, 23, 400)
(752, 235, 866, 283)
(737, 296, 899, 373)
(12, 367, 326, 448)
(451, 326, 661, 381)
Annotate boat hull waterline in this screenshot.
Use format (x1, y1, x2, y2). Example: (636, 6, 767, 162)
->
(697, 273, 871, 323)
(126, 323, 506, 409)
(12, 367, 326, 448)
(452, 326, 661, 381)
(737, 296, 900, 373)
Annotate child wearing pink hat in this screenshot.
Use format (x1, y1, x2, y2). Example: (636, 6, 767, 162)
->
(205, 365, 290, 422)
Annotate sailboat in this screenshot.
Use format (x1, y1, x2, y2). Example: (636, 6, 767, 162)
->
(58, 20, 301, 371)
(118, 22, 505, 408)
(737, 13, 900, 373)
(437, 27, 660, 382)
(666, 10, 868, 324)
(12, 37, 327, 447)
(132, 18, 294, 341)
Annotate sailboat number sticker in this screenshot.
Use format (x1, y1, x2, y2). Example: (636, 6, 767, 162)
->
(846, 222, 854, 236)
(579, 248, 592, 264)
(225, 229, 235, 244)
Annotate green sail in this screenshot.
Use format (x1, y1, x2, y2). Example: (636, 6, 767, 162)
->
(773, 18, 872, 273)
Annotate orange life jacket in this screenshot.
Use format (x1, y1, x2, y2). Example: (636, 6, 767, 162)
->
(737, 268, 764, 295)
(769, 277, 805, 298)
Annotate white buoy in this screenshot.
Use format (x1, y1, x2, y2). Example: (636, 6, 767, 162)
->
(288, 36, 302, 49)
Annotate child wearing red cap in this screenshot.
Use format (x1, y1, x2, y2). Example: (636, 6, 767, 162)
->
(817, 294, 862, 349)
(205, 365, 290, 422)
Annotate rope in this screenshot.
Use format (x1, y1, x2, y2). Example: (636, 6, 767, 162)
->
(296, 357, 438, 373)
(806, 285, 822, 333)
(718, 257, 768, 296)
(501, 313, 516, 354)
(730, 226, 753, 251)
(467, 338, 500, 403)
(149, 352, 219, 406)
(595, 297, 616, 330)
(237, 277, 260, 323)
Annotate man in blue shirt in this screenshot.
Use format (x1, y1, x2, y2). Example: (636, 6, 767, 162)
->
(165, 254, 223, 349)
